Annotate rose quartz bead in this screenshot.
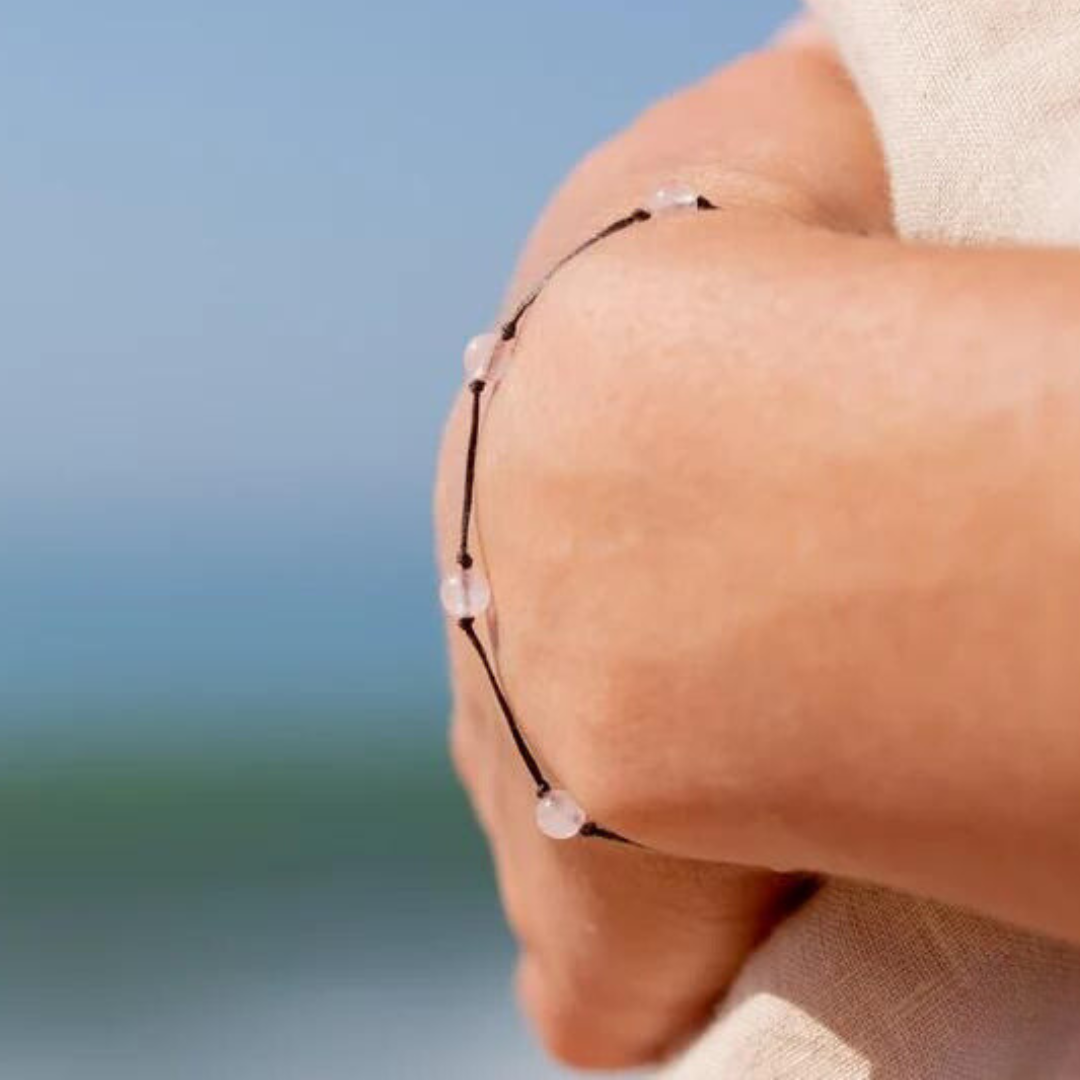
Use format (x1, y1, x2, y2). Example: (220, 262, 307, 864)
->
(463, 331, 505, 384)
(535, 789, 586, 840)
(439, 567, 491, 619)
(646, 182, 700, 215)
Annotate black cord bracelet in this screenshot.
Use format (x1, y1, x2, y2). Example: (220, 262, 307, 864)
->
(441, 182, 719, 845)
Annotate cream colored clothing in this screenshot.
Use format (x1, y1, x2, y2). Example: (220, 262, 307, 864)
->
(664, 882, 1080, 1079)
(662, 2, 1080, 1076)
(812, 0, 1080, 245)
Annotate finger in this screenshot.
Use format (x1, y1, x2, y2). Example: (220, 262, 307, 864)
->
(684, 44, 889, 233)
(516, 951, 664, 1070)
(512, 862, 793, 1070)
(511, 39, 889, 292)
(771, 13, 831, 49)
(496, 821, 796, 1068)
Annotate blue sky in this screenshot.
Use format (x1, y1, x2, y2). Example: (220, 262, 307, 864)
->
(0, 1, 795, 736)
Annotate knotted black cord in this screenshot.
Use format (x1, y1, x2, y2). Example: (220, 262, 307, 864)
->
(456, 380, 484, 569)
(454, 195, 718, 848)
(457, 615, 549, 795)
(499, 207, 652, 342)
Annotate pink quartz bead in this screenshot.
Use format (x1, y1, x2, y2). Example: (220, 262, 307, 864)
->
(535, 789, 586, 840)
(462, 331, 506, 384)
(439, 566, 491, 619)
(646, 182, 700, 215)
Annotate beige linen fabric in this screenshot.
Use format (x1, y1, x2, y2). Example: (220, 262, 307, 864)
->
(663, 882, 1080, 1079)
(661, 2, 1080, 1076)
(814, 0, 1080, 245)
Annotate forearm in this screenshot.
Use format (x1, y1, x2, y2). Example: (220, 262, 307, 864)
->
(482, 208, 1080, 941)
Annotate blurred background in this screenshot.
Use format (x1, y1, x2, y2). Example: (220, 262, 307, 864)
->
(0, 2, 793, 1076)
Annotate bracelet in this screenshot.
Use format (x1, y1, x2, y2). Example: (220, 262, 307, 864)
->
(441, 182, 719, 844)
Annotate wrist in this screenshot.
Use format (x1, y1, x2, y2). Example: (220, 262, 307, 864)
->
(479, 207, 809, 856)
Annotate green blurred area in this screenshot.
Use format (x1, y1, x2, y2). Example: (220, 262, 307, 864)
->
(0, 0, 795, 1069)
(0, 710, 559, 1078)
(0, 724, 485, 896)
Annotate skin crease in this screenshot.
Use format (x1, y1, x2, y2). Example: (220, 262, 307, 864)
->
(437, 34, 1080, 1072)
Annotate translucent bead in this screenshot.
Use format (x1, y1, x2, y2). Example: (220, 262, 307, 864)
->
(646, 182, 700, 215)
(463, 331, 506, 384)
(440, 566, 491, 619)
(535, 789, 586, 840)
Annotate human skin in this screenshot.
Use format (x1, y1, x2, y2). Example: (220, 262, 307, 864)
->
(437, 32, 1080, 1072)
(438, 38, 889, 1070)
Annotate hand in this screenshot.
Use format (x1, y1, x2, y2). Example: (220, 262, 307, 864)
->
(437, 32, 888, 1069)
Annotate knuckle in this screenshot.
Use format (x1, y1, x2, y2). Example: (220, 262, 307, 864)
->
(497, 879, 535, 951)
(446, 715, 473, 785)
(516, 958, 651, 1071)
(446, 712, 497, 835)
(434, 393, 475, 549)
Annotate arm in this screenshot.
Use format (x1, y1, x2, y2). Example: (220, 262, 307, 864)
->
(481, 191, 1080, 944)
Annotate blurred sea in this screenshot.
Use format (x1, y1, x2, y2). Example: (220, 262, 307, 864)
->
(0, 1, 794, 1074)
(0, 525, 571, 1077)
(0, 735, 569, 1079)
